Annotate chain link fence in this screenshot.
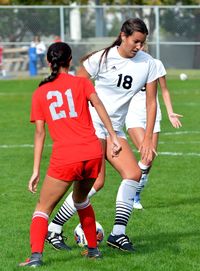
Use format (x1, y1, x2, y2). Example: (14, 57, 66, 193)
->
(0, 5, 200, 77)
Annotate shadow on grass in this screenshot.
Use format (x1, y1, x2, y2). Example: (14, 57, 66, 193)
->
(132, 229, 200, 255)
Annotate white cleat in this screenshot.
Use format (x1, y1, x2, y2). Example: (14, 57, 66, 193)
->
(133, 200, 143, 210)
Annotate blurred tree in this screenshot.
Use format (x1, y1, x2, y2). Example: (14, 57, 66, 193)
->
(0, 8, 61, 42)
(5, 0, 200, 3)
(0, 0, 10, 4)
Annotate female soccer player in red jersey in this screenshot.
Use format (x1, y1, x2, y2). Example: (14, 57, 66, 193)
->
(19, 42, 121, 267)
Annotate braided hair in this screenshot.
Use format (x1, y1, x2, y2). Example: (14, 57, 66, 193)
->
(81, 18, 148, 71)
(39, 42, 72, 87)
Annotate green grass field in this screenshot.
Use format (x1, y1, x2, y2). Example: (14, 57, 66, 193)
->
(0, 74, 200, 271)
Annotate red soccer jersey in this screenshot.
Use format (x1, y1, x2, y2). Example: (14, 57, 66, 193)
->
(31, 73, 102, 166)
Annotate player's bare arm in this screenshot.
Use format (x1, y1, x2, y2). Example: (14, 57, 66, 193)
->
(28, 120, 46, 193)
(159, 76, 183, 128)
(89, 92, 122, 157)
(139, 80, 157, 163)
(76, 65, 91, 78)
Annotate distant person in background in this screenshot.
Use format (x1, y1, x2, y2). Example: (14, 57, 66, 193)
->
(53, 35, 62, 43)
(31, 36, 46, 69)
(125, 43, 183, 209)
(0, 37, 6, 77)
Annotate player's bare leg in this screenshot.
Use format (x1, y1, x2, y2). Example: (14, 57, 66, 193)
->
(47, 140, 106, 250)
(128, 127, 158, 209)
(106, 137, 141, 252)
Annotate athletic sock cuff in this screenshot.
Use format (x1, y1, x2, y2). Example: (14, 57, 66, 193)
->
(88, 187, 97, 198)
(74, 198, 90, 210)
(122, 179, 139, 189)
(138, 161, 150, 170)
(32, 211, 49, 220)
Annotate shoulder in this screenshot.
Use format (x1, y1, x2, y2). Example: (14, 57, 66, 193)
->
(74, 75, 93, 87)
(61, 73, 87, 85)
(135, 50, 154, 62)
(34, 82, 47, 93)
(154, 58, 166, 76)
(154, 58, 165, 68)
(32, 86, 43, 101)
(86, 47, 116, 61)
(87, 49, 105, 60)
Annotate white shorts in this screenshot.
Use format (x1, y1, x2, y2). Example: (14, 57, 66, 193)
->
(126, 119, 161, 133)
(93, 121, 127, 140)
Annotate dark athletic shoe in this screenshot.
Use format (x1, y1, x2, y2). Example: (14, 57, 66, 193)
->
(81, 247, 102, 259)
(46, 231, 71, 251)
(19, 253, 43, 267)
(107, 234, 135, 252)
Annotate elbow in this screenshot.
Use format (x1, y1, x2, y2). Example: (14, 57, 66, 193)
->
(35, 129, 46, 141)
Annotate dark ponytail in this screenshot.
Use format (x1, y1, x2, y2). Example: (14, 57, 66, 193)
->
(39, 42, 72, 87)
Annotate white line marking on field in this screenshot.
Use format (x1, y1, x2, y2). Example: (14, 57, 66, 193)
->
(0, 144, 52, 148)
(159, 141, 200, 144)
(173, 90, 199, 95)
(158, 152, 200, 157)
(0, 92, 30, 96)
(181, 103, 199, 106)
(162, 131, 200, 135)
(170, 102, 199, 107)
(1, 144, 199, 157)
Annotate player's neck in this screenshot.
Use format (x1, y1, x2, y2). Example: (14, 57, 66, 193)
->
(59, 67, 69, 74)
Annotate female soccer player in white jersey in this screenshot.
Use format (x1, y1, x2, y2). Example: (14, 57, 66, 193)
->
(126, 48, 183, 210)
(47, 18, 158, 253)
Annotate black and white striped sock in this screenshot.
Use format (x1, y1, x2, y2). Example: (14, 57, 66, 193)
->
(48, 192, 76, 233)
(136, 161, 151, 194)
(48, 188, 97, 234)
(112, 179, 138, 236)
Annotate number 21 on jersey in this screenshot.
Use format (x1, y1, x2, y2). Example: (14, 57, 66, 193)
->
(47, 89, 78, 121)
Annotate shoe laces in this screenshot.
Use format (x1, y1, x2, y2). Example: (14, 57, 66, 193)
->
(58, 231, 68, 241)
(49, 231, 68, 242)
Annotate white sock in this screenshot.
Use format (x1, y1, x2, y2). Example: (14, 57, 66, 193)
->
(138, 161, 150, 171)
(48, 222, 63, 234)
(88, 187, 97, 198)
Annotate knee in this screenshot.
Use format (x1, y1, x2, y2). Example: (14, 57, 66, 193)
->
(133, 169, 142, 182)
(124, 167, 142, 182)
(72, 192, 87, 204)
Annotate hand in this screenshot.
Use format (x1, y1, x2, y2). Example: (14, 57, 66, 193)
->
(139, 138, 157, 164)
(28, 172, 40, 193)
(110, 135, 122, 157)
(168, 112, 183, 128)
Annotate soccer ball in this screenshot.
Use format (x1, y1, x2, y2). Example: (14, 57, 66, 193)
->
(74, 221, 104, 247)
(179, 73, 188, 81)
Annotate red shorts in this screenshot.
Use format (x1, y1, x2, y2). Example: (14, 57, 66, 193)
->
(47, 158, 102, 182)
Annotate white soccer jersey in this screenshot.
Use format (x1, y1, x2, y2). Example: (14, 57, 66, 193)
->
(125, 58, 166, 127)
(83, 46, 158, 131)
